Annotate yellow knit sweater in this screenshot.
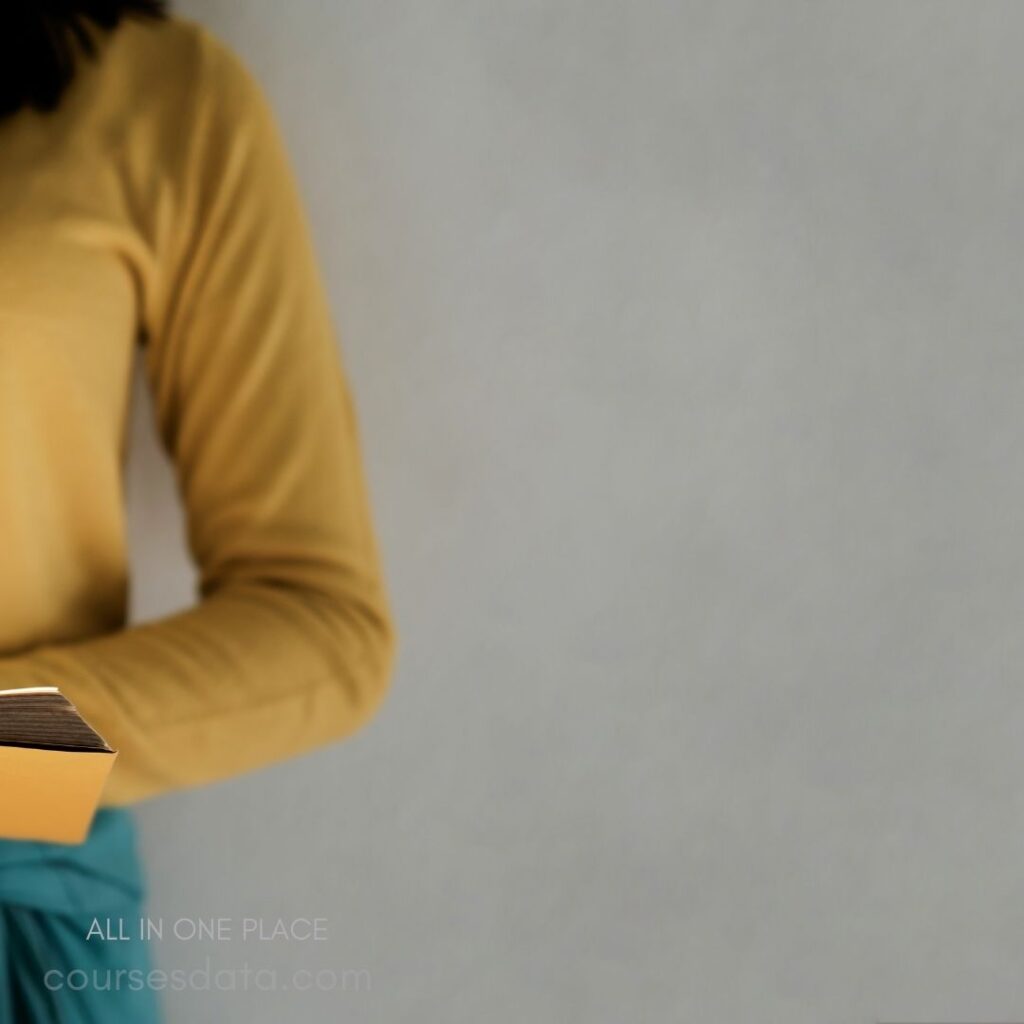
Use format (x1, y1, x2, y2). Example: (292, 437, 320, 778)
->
(0, 18, 395, 804)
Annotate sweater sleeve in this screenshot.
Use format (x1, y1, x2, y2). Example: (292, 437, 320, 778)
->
(0, 32, 395, 804)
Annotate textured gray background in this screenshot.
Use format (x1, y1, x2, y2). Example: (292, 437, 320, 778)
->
(126, 2, 1024, 1021)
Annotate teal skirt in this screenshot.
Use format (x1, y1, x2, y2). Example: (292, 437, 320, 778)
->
(0, 810, 161, 1022)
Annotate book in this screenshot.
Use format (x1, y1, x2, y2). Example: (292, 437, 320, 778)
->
(0, 687, 116, 844)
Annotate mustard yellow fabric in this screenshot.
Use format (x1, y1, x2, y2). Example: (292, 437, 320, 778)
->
(0, 18, 395, 804)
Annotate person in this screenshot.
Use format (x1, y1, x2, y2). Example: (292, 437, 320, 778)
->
(0, 3, 396, 1020)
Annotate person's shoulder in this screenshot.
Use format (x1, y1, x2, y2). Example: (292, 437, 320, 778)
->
(101, 16, 265, 131)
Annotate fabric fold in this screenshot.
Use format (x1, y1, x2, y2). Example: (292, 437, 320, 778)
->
(0, 810, 161, 1022)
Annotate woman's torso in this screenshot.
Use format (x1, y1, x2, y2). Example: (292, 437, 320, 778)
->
(0, 19, 203, 655)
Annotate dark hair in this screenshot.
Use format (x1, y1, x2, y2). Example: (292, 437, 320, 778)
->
(0, 1, 167, 118)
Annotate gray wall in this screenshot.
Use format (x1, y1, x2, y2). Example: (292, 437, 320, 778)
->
(129, 2, 1024, 1021)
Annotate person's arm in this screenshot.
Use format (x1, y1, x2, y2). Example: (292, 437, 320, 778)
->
(0, 30, 395, 805)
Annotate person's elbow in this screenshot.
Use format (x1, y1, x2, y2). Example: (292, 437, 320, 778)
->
(326, 587, 397, 740)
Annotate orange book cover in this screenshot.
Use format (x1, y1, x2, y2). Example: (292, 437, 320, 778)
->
(0, 687, 116, 844)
